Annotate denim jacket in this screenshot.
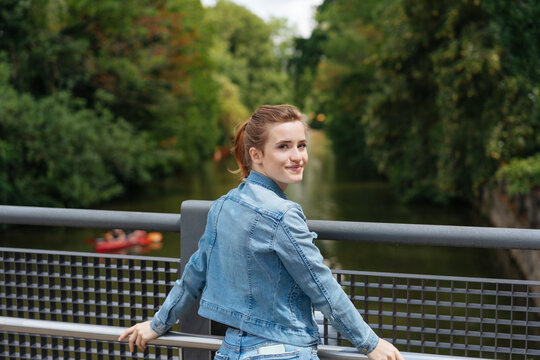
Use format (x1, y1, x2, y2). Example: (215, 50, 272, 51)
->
(150, 171, 379, 354)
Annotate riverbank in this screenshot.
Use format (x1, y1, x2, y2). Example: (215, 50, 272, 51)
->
(483, 186, 540, 284)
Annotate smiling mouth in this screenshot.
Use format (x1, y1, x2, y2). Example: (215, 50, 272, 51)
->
(287, 165, 303, 173)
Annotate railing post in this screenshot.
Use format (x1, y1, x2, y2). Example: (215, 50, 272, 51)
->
(179, 200, 213, 360)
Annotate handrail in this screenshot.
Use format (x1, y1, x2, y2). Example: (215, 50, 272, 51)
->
(0, 317, 482, 360)
(2, 204, 540, 249)
(0, 205, 181, 232)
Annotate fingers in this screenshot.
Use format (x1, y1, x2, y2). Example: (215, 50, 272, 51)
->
(117, 325, 134, 342)
(119, 322, 156, 353)
(136, 330, 148, 351)
(129, 329, 137, 353)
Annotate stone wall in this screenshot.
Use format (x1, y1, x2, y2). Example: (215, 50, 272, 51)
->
(483, 186, 540, 283)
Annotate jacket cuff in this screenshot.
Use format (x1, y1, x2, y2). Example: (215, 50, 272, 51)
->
(150, 316, 169, 336)
(357, 330, 380, 354)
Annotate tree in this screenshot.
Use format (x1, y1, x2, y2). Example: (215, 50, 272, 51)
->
(204, 0, 293, 112)
(308, 0, 540, 203)
(0, 59, 155, 207)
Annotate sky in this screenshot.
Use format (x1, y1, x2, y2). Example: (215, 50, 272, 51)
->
(200, 0, 323, 38)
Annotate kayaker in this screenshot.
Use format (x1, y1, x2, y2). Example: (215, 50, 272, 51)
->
(104, 228, 125, 242)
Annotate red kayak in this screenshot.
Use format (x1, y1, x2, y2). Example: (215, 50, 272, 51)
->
(94, 231, 162, 253)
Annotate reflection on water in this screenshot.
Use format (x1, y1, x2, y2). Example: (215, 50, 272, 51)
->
(0, 131, 513, 279)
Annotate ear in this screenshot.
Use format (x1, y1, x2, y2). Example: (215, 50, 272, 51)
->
(249, 147, 263, 166)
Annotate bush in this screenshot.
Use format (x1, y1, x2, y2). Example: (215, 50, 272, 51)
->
(0, 62, 155, 207)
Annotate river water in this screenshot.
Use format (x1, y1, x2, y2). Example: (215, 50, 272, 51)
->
(0, 131, 511, 279)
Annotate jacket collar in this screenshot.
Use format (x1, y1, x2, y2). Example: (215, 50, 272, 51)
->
(245, 171, 288, 200)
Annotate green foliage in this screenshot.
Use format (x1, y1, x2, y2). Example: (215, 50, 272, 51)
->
(0, 0, 221, 167)
(0, 0, 230, 207)
(496, 154, 540, 196)
(0, 0, 301, 207)
(484, 0, 540, 195)
(288, 29, 326, 110)
(305, 0, 540, 203)
(0, 62, 156, 207)
(204, 0, 293, 111)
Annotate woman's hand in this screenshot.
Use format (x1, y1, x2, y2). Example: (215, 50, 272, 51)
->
(367, 338, 404, 360)
(118, 320, 160, 353)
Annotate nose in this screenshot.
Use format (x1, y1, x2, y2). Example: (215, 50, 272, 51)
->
(290, 147, 302, 161)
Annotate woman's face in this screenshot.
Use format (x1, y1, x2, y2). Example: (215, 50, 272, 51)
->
(249, 121, 308, 191)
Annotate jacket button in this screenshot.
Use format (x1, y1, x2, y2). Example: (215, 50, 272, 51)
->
(362, 348, 367, 353)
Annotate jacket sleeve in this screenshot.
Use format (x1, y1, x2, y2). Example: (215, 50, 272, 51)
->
(274, 205, 379, 354)
(150, 200, 221, 335)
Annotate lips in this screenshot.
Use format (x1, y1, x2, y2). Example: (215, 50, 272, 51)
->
(286, 165, 303, 173)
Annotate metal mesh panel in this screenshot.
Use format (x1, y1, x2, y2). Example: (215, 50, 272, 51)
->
(0, 248, 180, 359)
(0, 332, 178, 359)
(326, 270, 540, 359)
(2, 247, 540, 359)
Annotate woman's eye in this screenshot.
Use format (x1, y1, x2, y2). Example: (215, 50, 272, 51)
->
(299, 143, 307, 148)
(279, 144, 288, 149)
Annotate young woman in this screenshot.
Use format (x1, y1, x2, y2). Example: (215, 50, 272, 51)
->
(119, 105, 403, 360)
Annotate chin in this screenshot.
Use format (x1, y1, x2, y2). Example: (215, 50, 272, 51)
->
(290, 175, 303, 184)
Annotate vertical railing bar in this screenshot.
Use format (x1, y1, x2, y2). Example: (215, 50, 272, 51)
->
(364, 274, 369, 330)
(378, 276, 383, 337)
(8, 332, 15, 359)
(15, 252, 23, 319)
(93, 257, 101, 325)
(105, 257, 114, 326)
(59, 254, 67, 323)
(392, 277, 397, 344)
(74, 338, 80, 360)
(479, 282, 483, 358)
(450, 280, 454, 356)
(524, 284, 530, 357)
(30, 334, 37, 358)
(406, 277, 411, 352)
(464, 281, 469, 356)
(37, 253, 46, 321)
(47, 253, 56, 322)
(26, 252, 35, 320)
(52, 335, 59, 359)
(435, 279, 440, 354)
(153, 260, 160, 313)
(108, 258, 115, 326)
(97, 338, 103, 358)
(494, 282, 499, 356)
(350, 274, 356, 306)
(420, 278, 425, 353)
(71, 255, 79, 324)
(509, 283, 514, 360)
(63, 336, 70, 359)
(0, 250, 8, 316)
(21, 333, 26, 359)
(141, 260, 148, 321)
(129, 258, 137, 326)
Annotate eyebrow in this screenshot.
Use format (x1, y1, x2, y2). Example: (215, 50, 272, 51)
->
(274, 139, 306, 145)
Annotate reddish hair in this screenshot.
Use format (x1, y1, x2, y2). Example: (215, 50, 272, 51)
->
(233, 105, 306, 179)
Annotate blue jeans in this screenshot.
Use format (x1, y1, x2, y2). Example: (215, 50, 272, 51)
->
(214, 328, 319, 360)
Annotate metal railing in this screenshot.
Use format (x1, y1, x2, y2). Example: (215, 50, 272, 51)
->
(1, 203, 540, 359)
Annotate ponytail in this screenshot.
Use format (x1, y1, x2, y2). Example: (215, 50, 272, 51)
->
(232, 121, 250, 179)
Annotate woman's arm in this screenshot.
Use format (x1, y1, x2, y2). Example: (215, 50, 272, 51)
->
(276, 206, 403, 359)
(119, 199, 224, 350)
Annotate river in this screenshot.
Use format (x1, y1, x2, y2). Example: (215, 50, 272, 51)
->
(0, 130, 512, 279)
